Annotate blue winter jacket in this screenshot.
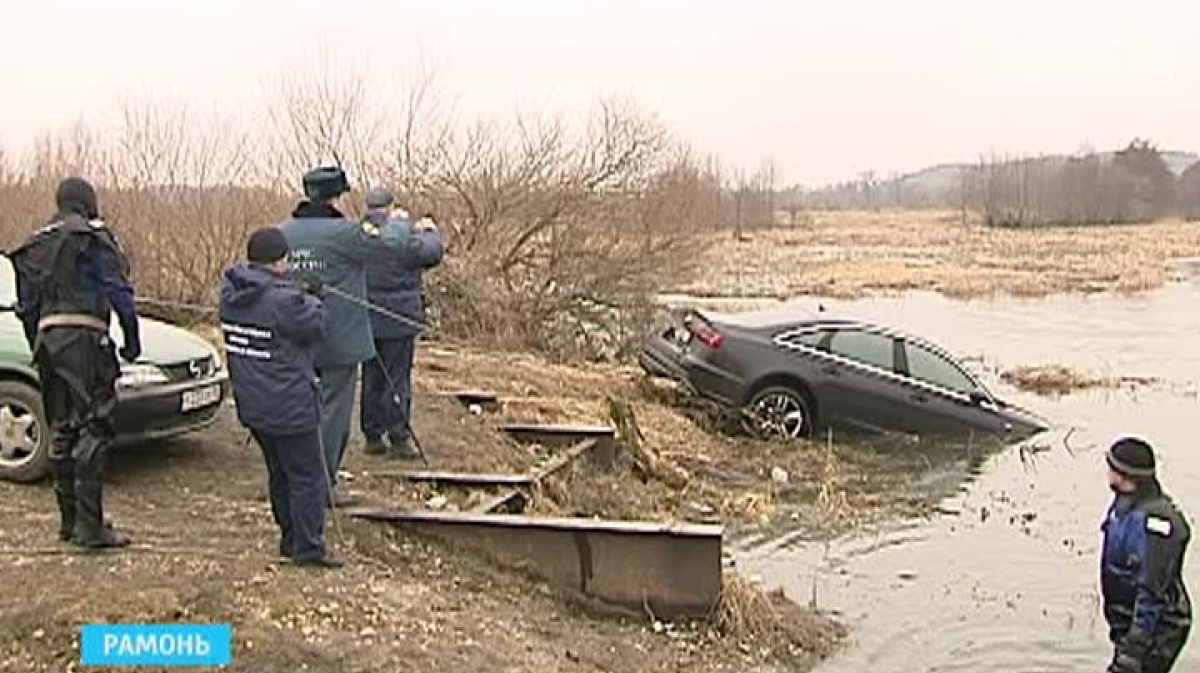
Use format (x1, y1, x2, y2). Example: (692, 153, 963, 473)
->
(219, 264, 325, 436)
(278, 201, 411, 368)
(1100, 486, 1192, 645)
(363, 209, 444, 339)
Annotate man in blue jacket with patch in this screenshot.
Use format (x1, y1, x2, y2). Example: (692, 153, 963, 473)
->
(220, 228, 342, 568)
(277, 167, 411, 506)
(1101, 436, 1191, 673)
(359, 187, 444, 459)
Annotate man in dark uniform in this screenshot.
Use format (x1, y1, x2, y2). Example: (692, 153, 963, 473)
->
(359, 187, 444, 459)
(220, 228, 342, 568)
(1101, 436, 1192, 673)
(10, 177, 141, 549)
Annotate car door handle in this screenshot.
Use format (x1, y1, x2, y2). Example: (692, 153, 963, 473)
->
(909, 392, 929, 404)
(821, 366, 840, 377)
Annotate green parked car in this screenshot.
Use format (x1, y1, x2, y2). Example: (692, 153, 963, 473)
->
(0, 257, 229, 483)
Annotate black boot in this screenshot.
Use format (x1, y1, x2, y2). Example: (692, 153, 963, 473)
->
(51, 459, 76, 542)
(294, 551, 346, 569)
(72, 479, 130, 549)
(363, 436, 388, 456)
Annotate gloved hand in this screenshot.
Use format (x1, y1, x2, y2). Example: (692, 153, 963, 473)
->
(1108, 651, 1142, 673)
(119, 337, 142, 363)
(415, 213, 439, 232)
(297, 276, 324, 297)
(1108, 630, 1150, 673)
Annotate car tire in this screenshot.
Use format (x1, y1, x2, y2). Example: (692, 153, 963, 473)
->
(0, 381, 50, 483)
(741, 385, 815, 441)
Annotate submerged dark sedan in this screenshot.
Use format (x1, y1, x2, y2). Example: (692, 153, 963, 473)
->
(640, 304, 1047, 442)
(0, 257, 228, 483)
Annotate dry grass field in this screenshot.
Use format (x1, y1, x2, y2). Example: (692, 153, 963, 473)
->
(680, 210, 1200, 300)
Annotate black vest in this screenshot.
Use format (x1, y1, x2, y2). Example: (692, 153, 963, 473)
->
(10, 214, 128, 322)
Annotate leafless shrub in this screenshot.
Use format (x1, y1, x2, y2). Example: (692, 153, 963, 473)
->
(0, 66, 718, 358)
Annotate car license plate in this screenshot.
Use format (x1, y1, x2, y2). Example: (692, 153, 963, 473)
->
(181, 385, 221, 412)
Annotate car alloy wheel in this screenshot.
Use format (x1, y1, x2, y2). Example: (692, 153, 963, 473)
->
(743, 386, 812, 440)
(0, 382, 50, 483)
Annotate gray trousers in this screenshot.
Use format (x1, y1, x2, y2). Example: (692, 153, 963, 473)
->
(317, 365, 358, 491)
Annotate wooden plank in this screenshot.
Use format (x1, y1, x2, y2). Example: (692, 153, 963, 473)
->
(471, 490, 528, 515)
(439, 390, 501, 410)
(532, 439, 599, 484)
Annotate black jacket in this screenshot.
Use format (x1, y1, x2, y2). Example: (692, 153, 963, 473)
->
(1101, 483, 1192, 647)
(9, 214, 140, 353)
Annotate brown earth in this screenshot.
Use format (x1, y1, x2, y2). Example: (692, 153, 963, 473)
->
(0, 343, 988, 672)
(416, 344, 995, 539)
(0, 403, 839, 673)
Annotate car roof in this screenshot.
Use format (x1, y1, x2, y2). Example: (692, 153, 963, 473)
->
(700, 304, 963, 361)
(700, 303, 820, 329)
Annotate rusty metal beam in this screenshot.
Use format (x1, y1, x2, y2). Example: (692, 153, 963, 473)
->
(349, 508, 723, 618)
(501, 423, 613, 446)
(366, 471, 534, 487)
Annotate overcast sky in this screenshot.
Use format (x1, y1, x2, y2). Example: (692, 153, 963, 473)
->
(5, 0, 1199, 185)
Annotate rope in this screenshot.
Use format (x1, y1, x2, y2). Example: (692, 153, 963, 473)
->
(134, 297, 217, 314)
(136, 287, 429, 334)
(320, 285, 429, 334)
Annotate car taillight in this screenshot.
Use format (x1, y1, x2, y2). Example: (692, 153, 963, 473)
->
(688, 321, 724, 348)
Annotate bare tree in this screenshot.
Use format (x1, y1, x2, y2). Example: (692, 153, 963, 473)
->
(264, 48, 385, 197)
(730, 167, 748, 241)
(758, 158, 778, 226)
(1179, 162, 1200, 222)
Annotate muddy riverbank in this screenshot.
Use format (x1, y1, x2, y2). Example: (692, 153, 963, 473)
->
(2, 339, 969, 672)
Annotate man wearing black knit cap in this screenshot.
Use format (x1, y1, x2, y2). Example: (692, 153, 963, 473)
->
(1101, 435, 1192, 673)
(10, 177, 141, 549)
(220, 228, 342, 567)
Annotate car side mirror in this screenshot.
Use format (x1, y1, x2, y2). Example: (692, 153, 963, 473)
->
(968, 391, 989, 406)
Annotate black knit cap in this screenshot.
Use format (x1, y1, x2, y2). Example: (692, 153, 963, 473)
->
(1106, 435, 1156, 479)
(55, 177, 99, 220)
(247, 227, 289, 264)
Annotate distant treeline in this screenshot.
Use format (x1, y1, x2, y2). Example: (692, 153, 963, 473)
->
(772, 140, 1200, 227)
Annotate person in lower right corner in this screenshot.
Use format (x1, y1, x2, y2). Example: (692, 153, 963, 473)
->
(220, 227, 344, 569)
(359, 187, 444, 460)
(1101, 435, 1191, 673)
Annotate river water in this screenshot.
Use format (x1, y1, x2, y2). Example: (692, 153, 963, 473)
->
(681, 284, 1200, 672)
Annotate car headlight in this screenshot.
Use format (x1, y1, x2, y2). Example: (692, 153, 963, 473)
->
(117, 364, 171, 389)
